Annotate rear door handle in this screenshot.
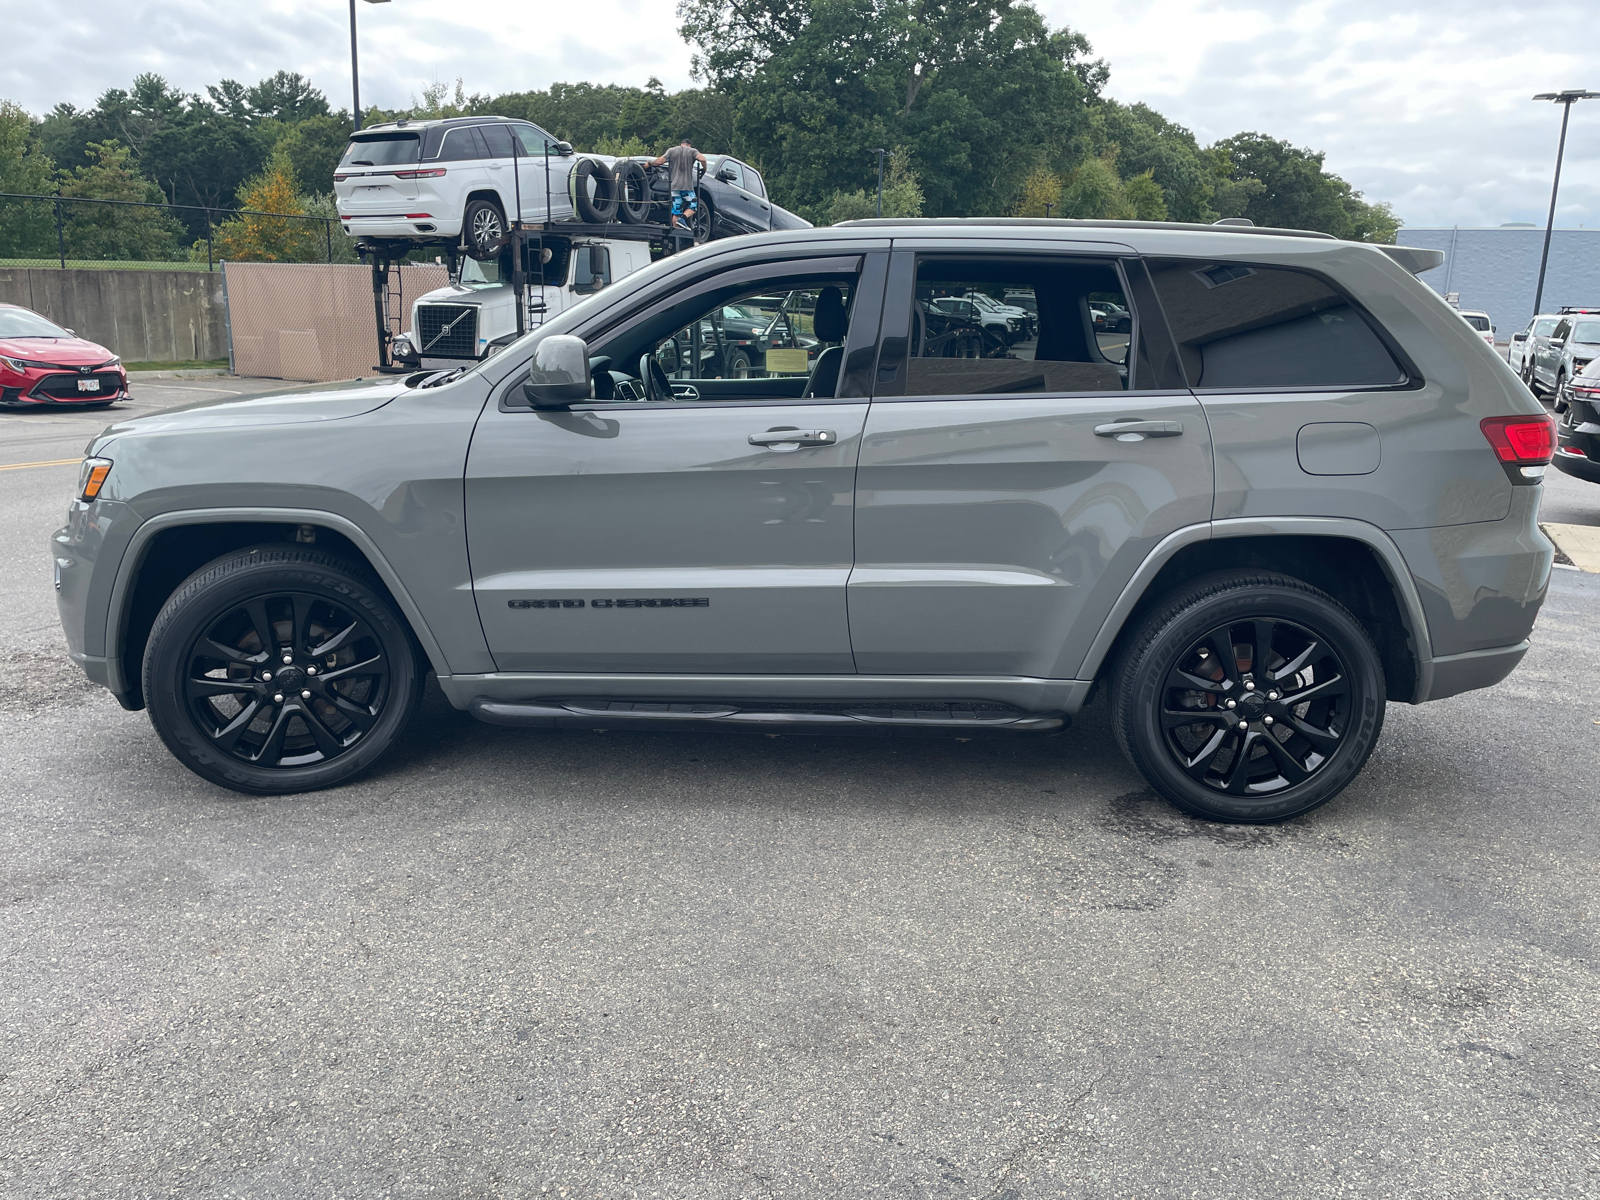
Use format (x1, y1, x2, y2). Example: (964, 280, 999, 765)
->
(1094, 419, 1184, 440)
(749, 428, 836, 447)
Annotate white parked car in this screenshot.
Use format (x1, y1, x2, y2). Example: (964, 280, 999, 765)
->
(391, 235, 653, 369)
(333, 117, 629, 256)
(962, 291, 1035, 339)
(1508, 313, 1560, 378)
(1458, 310, 1496, 350)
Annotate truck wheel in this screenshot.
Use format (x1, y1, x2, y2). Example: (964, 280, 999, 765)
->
(614, 162, 652, 224)
(727, 349, 753, 378)
(573, 158, 619, 223)
(1110, 571, 1385, 824)
(463, 198, 507, 260)
(142, 546, 422, 795)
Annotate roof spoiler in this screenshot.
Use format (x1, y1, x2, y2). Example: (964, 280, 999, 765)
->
(1379, 245, 1446, 275)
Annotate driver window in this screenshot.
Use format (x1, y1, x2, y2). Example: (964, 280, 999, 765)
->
(586, 274, 856, 404)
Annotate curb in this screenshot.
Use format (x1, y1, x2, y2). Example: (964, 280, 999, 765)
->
(1541, 522, 1600, 573)
(125, 368, 231, 381)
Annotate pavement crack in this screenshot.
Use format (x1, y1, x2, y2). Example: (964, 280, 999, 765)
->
(979, 1071, 1106, 1199)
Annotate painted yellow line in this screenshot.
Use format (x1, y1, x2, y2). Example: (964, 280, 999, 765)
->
(0, 456, 83, 471)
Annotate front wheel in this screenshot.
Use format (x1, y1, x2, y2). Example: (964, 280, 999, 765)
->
(690, 196, 713, 244)
(142, 546, 422, 795)
(1110, 571, 1385, 823)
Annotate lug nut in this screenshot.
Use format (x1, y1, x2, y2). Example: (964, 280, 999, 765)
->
(282, 653, 293, 664)
(301, 689, 312, 700)
(273, 692, 284, 703)
(261, 670, 273, 681)
(1244, 681, 1254, 690)
(1268, 691, 1279, 701)
(306, 665, 318, 676)
(1264, 716, 1274, 726)
(1225, 699, 1237, 709)
(1238, 720, 1249, 731)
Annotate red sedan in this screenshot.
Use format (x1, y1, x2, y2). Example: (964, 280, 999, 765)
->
(0, 303, 127, 409)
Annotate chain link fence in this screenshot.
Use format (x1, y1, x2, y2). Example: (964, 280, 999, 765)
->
(0, 192, 347, 271)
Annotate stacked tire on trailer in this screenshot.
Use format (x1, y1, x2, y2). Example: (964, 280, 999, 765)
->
(464, 157, 705, 260)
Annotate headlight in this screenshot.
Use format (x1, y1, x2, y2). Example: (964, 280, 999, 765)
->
(1, 355, 35, 372)
(103, 356, 121, 369)
(78, 457, 112, 501)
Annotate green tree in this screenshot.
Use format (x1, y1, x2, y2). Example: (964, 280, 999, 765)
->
(1012, 166, 1062, 217)
(0, 100, 55, 256)
(1207, 133, 1394, 240)
(1060, 153, 1131, 219)
(57, 140, 185, 261)
(210, 150, 324, 262)
(275, 113, 354, 193)
(1122, 170, 1167, 221)
(824, 147, 923, 223)
(676, 0, 1105, 218)
(1089, 101, 1212, 222)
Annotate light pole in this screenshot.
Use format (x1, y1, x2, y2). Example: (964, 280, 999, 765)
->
(350, 0, 391, 131)
(874, 148, 887, 217)
(1530, 89, 1598, 316)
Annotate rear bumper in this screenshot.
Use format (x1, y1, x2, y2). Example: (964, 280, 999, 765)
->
(339, 214, 460, 240)
(1417, 642, 1528, 702)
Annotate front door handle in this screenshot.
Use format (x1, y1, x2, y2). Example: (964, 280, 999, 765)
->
(1094, 419, 1184, 440)
(749, 428, 836, 447)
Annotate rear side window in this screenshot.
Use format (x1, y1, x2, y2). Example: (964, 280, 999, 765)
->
(339, 133, 420, 168)
(745, 168, 766, 198)
(1462, 314, 1491, 331)
(435, 127, 488, 163)
(1146, 259, 1406, 390)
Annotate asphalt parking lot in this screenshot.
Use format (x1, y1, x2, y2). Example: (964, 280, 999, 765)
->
(2, 380, 1598, 1199)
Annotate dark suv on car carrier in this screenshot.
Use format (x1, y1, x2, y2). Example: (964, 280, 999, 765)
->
(53, 219, 1554, 823)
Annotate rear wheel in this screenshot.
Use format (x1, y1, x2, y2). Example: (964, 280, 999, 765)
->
(463, 198, 507, 260)
(1110, 571, 1385, 823)
(142, 546, 421, 795)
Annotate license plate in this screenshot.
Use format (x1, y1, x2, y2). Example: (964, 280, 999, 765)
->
(77, 379, 100, 392)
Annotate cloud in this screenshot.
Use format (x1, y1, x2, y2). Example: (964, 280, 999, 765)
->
(4, 0, 1596, 230)
(1048, 0, 1600, 228)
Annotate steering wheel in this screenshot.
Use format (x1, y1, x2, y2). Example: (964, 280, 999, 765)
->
(641, 353, 673, 403)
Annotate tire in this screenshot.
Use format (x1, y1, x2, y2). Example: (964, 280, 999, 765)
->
(726, 348, 752, 378)
(572, 158, 619, 223)
(1110, 571, 1385, 823)
(614, 162, 652, 224)
(463, 198, 507, 260)
(142, 545, 422, 795)
(690, 194, 713, 244)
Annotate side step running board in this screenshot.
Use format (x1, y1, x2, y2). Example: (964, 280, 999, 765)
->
(469, 697, 1067, 737)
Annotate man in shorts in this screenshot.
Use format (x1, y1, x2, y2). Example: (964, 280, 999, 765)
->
(651, 138, 708, 232)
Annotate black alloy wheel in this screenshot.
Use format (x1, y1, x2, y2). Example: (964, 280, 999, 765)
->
(463, 198, 507, 260)
(143, 547, 421, 794)
(690, 196, 713, 244)
(1111, 571, 1385, 823)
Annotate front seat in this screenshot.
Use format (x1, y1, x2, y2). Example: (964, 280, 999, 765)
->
(801, 286, 848, 398)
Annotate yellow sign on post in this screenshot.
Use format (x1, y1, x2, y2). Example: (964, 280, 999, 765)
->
(764, 348, 811, 374)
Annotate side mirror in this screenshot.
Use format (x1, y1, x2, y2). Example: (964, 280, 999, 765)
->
(1512, 332, 1527, 340)
(556, 141, 574, 157)
(65, 328, 75, 336)
(656, 340, 681, 373)
(521, 334, 591, 408)
(716, 168, 737, 183)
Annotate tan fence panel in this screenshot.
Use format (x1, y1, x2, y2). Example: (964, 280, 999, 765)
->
(222, 261, 449, 382)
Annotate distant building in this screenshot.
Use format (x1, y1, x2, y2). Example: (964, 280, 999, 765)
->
(1401, 226, 1600, 341)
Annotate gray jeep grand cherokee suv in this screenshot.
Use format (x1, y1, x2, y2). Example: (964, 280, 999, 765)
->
(53, 220, 1555, 822)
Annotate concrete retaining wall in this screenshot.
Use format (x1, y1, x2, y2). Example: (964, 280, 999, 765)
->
(0, 268, 228, 362)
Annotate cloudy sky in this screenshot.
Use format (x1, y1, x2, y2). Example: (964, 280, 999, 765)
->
(4, 0, 1596, 231)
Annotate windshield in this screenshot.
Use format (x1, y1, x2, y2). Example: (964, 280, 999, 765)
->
(460, 257, 505, 286)
(339, 133, 421, 169)
(1461, 314, 1491, 331)
(0, 307, 71, 338)
(1571, 320, 1600, 343)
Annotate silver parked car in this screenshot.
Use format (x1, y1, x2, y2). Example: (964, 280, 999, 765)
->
(54, 219, 1555, 822)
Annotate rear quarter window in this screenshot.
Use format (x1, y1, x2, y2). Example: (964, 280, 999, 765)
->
(1146, 258, 1407, 390)
(339, 133, 421, 168)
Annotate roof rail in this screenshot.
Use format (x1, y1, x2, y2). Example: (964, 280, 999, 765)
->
(832, 216, 1338, 240)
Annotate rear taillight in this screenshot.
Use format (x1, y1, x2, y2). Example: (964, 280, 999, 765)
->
(1480, 415, 1555, 481)
(394, 168, 447, 180)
